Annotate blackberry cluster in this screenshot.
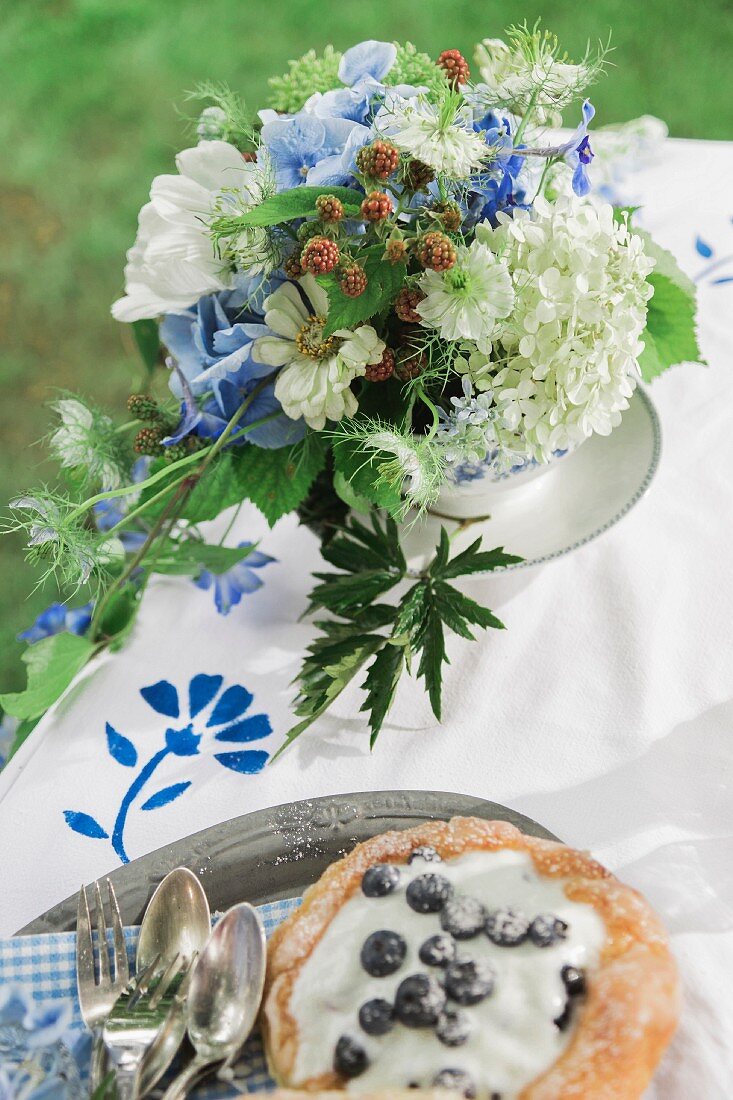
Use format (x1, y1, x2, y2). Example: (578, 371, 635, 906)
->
(365, 348, 395, 383)
(315, 193, 345, 222)
(418, 231, 457, 272)
(283, 250, 304, 279)
(401, 158, 435, 192)
(384, 237, 408, 265)
(394, 287, 425, 324)
(339, 264, 368, 298)
(395, 349, 427, 382)
(431, 200, 463, 233)
(301, 235, 340, 275)
(360, 190, 392, 222)
(356, 139, 400, 180)
(437, 48, 471, 86)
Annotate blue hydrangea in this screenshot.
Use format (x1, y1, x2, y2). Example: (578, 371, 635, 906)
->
(162, 276, 303, 449)
(18, 602, 93, 644)
(260, 113, 365, 190)
(195, 541, 275, 614)
(0, 986, 85, 1100)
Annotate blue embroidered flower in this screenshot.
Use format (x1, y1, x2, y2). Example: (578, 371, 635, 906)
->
(64, 674, 272, 863)
(195, 541, 275, 615)
(17, 602, 93, 644)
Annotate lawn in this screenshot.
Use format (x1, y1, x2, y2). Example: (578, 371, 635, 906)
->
(0, 0, 731, 689)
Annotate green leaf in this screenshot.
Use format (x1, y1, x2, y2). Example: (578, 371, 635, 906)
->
(96, 585, 140, 642)
(131, 319, 160, 374)
(435, 540, 523, 580)
(361, 643, 404, 747)
(152, 540, 256, 577)
(415, 591, 446, 721)
(394, 581, 430, 645)
(639, 271, 705, 382)
(237, 436, 328, 526)
(175, 451, 246, 524)
(0, 634, 95, 721)
(432, 580, 505, 638)
(332, 435, 404, 519)
(216, 185, 361, 228)
(635, 228, 696, 297)
(309, 568, 401, 616)
(320, 256, 406, 337)
(333, 470, 371, 514)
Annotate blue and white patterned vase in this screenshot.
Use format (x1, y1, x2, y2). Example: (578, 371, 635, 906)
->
(433, 444, 576, 519)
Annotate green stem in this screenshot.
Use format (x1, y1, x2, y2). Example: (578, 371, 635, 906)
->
(105, 470, 192, 536)
(416, 388, 440, 439)
(512, 89, 539, 147)
(67, 450, 202, 521)
(114, 420, 140, 434)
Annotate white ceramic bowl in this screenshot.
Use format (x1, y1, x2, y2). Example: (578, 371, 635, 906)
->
(433, 446, 576, 520)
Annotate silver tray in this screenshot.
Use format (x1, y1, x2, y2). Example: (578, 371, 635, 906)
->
(18, 790, 559, 935)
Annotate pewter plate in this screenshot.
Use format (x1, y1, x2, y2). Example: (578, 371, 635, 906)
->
(18, 790, 558, 935)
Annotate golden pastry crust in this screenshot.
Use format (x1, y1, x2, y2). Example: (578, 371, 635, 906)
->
(263, 817, 679, 1099)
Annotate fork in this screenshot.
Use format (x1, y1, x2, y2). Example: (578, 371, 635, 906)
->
(76, 879, 130, 1090)
(103, 953, 191, 1099)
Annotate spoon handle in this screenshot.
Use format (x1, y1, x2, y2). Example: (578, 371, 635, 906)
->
(159, 1054, 219, 1100)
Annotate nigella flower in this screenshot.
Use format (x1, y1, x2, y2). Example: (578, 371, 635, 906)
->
(49, 397, 127, 490)
(17, 601, 93, 644)
(416, 239, 515, 351)
(195, 541, 275, 615)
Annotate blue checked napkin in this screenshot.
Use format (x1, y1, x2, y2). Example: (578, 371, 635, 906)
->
(0, 896, 301, 1095)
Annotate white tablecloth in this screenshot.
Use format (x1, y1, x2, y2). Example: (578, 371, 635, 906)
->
(1, 138, 732, 1096)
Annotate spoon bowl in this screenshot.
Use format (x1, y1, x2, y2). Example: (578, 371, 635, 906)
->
(137, 867, 211, 974)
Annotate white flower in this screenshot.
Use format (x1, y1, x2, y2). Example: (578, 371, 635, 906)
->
(252, 274, 385, 431)
(365, 430, 445, 511)
(50, 398, 125, 489)
(417, 240, 514, 350)
(379, 97, 488, 177)
(112, 141, 260, 322)
(474, 34, 601, 126)
(477, 195, 655, 461)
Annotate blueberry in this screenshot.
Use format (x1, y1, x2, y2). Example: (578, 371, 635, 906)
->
(419, 933, 457, 968)
(485, 907, 530, 947)
(554, 999, 572, 1031)
(432, 1068, 477, 1098)
(440, 897, 487, 939)
(444, 957, 495, 1005)
(436, 1008, 472, 1047)
(362, 863, 401, 898)
(561, 965, 586, 996)
(529, 913, 568, 948)
(358, 998, 394, 1036)
(406, 873, 453, 914)
(360, 930, 407, 977)
(334, 1034, 368, 1078)
(408, 845, 442, 864)
(394, 973, 446, 1027)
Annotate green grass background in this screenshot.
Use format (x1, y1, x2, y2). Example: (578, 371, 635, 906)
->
(1, 0, 731, 689)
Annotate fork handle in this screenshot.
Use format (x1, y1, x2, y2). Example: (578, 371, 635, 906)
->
(90, 1028, 110, 1092)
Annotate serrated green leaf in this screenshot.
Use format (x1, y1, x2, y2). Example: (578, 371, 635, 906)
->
(635, 228, 696, 297)
(639, 271, 705, 382)
(218, 185, 361, 228)
(433, 580, 505, 637)
(309, 568, 401, 616)
(415, 592, 446, 721)
(436, 540, 523, 580)
(394, 581, 430, 645)
(361, 643, 404, 747)
(0, 633, 95, 721)
(131, 319, 160, 374)
(239, 436, 328, 526)
(320, 256, 406, 337)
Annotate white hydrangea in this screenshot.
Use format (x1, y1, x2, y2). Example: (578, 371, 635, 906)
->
(379, 97, 488, 178)
(252, 274, 385, 431)
(477, 195, 655, 461)
(417, 240, 514, 351)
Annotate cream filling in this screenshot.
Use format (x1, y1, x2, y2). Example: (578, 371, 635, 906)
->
(289, 849, 605, 1099)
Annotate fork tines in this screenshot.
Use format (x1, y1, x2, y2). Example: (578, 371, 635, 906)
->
(76, 878, 130, 999)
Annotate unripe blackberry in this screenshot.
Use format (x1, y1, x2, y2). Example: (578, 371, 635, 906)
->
(418, 231, 457, 272)
(163, 442, 189, 463)
(360, 190, 392, 222)
(394, 287, 425, 323)
(365, 347, 395, 382)
(133, 426, 165, 456)
(283, 250, 304, 279)
(384, 238, 408, 264)
(395, 349, 427, 382)
(432, 200, 462, 233)
(315, 194, 344, 223)
(339, 264, 368, 298)
(301, 235, 340, 275)
(356, 140, 400, 180)
(401, 159, 436, 192)
(127, 393, 161, 423)
(297, 220, 324, 244)
(437, 49, 470, 87)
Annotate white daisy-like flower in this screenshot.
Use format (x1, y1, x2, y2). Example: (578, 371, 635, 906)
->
(379, 97, 488, 178)
(416, 240, 515, 351)
(476, 195, 655, 461)
(252, 274, 385, 431)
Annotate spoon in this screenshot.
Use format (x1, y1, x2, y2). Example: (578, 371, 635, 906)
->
(160, 903, 267, 1100)
(133, 868, 211, 1096)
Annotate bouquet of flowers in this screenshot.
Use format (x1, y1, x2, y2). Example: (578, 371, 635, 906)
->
(1, 24, 703, 760)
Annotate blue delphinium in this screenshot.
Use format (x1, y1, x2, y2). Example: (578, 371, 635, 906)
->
(18, 602, 93, 644)
(562, 100, 596, 196)
(161, 275, 303, 450)
(467, 112, 528, 226)
(195, 541, 275, 615)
